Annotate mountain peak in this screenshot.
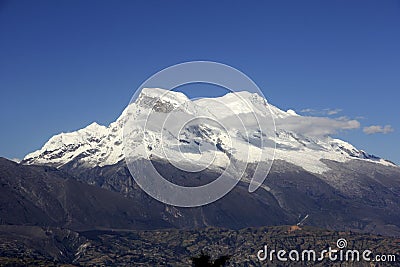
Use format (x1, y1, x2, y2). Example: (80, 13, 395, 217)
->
(23, 88, 396, 172)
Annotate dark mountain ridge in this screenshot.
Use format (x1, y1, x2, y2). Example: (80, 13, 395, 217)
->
(0, 157, 170, 230)
(2, 156, 400, 236)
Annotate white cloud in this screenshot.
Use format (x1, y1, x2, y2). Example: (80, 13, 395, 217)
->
(300, 108, 315, 113)
(300, 108, 342, 116)
(276, 115, 360, 137)
(325, 108, 342, 115)
(363, 125, 394, 135)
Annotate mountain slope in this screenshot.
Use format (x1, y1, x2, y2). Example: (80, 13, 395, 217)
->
(0, 158, 170, 230)
(17, 88, 400, 236)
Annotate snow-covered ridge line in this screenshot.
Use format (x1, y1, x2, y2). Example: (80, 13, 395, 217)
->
(23, 88, 396, 173)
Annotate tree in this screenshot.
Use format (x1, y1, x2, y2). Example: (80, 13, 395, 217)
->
(191, 252, 230, 267)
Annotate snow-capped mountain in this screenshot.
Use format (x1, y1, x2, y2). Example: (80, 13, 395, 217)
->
(23, 88, 395, 175)
(16, 88, 400, 236)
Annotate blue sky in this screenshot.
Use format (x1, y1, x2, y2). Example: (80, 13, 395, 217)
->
(0, 0, 399, 164)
